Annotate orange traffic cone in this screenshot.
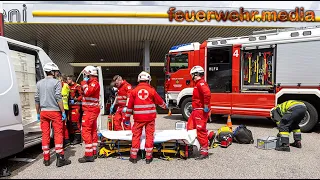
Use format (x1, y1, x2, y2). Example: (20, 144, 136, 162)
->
(227, 115, 232, 131)
(168, 108, 172, 116)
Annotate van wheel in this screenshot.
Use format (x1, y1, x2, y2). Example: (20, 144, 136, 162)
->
(181, 97, 192, 121)
(299, 101, 318, 133)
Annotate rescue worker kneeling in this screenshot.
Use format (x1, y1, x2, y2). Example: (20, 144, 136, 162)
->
(187, 66, 215, 160)
(270, 100, 307, 152)
(124, 71, 168, 164)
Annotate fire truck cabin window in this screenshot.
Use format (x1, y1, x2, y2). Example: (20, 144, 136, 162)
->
(169, 53, 188, 73)
(242, 48, 274, 89)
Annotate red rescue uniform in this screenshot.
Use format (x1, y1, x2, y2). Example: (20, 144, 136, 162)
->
(81, 77, 100, 157)
(69, 83, 83, 135)
(187, 77, 212, 156)
(114, 80, 132, 131)
(125, 82, 167, 160)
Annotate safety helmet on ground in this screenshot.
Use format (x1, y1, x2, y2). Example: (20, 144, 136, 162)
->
(137, 71, 151, 82)
(190, 66, 204, 75)
(83, 66, 98, 76)
(43, 62, 59, 72)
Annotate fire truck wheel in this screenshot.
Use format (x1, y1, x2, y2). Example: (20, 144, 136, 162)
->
(299, 101, 318, 133)
(181, 97, 192, 121)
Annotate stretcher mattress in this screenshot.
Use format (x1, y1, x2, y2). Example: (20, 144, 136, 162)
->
(100, 129, 200, 150)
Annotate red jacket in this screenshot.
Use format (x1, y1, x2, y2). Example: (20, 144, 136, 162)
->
(81, 77, 100, 113)
(192, 77, 211, 109)
(116, 80, 132, 107)
(69, 82, 83, 108)
(125, 82, 166, 122)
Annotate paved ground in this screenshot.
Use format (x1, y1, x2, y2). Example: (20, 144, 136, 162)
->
(2, 114, 320, 179)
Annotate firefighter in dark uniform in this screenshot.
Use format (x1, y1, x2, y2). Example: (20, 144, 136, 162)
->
(270, 100, 307, 152)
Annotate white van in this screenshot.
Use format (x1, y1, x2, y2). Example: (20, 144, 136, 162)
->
(0, 36, 59, 160)
(0, 36, 106, 160)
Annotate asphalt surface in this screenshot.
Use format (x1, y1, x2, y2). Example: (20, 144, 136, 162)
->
(1, 114, 320, 179)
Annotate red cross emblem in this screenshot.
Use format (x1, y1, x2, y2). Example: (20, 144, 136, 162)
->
(138, 89, 149, 100)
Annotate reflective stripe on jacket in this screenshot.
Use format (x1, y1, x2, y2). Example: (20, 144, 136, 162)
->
(125, 82, 166, 122)
(81, 77, 100, 113)
(69, 83, 83, 107)
(276, 100, 306, 115)
(192, 77, 211, 109)
(116, 80, 132, 107)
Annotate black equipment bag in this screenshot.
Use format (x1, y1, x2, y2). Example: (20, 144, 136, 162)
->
(233, 125, 254, 144)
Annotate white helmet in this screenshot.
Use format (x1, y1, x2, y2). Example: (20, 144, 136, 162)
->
(43, 62, 59, 72)
(83, 66, 98, 76)
(137, 71, 151, 82)
(190, 65, 204, 75)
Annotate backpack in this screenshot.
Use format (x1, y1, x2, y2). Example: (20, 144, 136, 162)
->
(233, 125, 254, 144)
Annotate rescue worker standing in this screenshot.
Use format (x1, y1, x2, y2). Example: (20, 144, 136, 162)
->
(78, 66, 101, 163)
(67, 75, 83, 145)
(270, 100, 307, 152)
(60, 74, 71, 147)
(110, 75, 132, 130)
(187, 66, 214, 160)
(124, 71, 168, 164)
(35, 62, 71, 167)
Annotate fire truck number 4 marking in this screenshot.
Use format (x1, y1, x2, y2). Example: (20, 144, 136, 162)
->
(233, 50, 239, 58)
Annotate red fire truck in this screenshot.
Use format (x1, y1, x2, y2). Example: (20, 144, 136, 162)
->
(164, 26, 320, 132)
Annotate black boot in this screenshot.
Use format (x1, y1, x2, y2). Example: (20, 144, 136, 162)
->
(146, 158, 153, 164)
(56, 154, 71, 167)
(275, 144, 290, 152)
(290, 141, 302, 148)
(43, 160, 50, 166)
(129, 158, 137, 164)
(63, 139, 71, 148)
(195, 154, 209, 160)
(71, 134, 81, 145)
(78, 156, 95, 163)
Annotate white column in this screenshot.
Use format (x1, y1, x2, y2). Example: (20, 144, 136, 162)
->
(143, 40, 150, 73)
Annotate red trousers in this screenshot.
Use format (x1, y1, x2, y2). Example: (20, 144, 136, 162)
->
(82, 110, 99, 157)
(130, 121, 155, 160)
(187, 109, 209, 156)
(40, 111, 64, 160)
(69, 107, 81, 135)
(63, 110, 69, 140)
(114, 107, 131, 131)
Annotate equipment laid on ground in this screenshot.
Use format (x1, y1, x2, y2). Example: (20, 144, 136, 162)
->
(98, 129, 200, 160)
(256, 136, 278, 150)
(216, 126, 233, 148)
(233, 125, 254, 144)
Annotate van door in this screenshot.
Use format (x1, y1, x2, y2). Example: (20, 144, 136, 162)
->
(0, 38, 24, 159)
(206, 46, 233, 115)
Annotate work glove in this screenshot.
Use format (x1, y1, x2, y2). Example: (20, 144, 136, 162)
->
(84, 77, 89, 82)
(37, 114, 40, 122)
(69, 99, 75, 105)
(122, 107, 127, 113)
(124, 120, 130, 126)
(110, 105, 114, 113)
(204, 105, 210, 113)
(62, 112, 67, 121)
(98, 132, 102, 138)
